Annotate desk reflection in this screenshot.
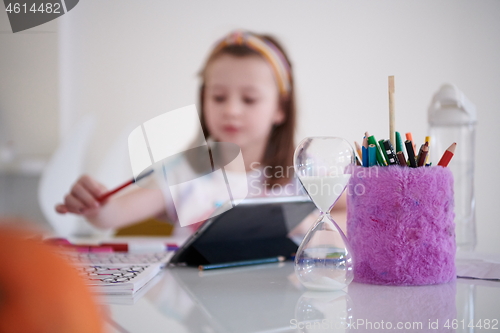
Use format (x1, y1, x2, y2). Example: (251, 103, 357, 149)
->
(294, 291, 351, 332)
(347, 282, 456, 332)
(138, 264, 479, 333)
(146, 263, 305, 333)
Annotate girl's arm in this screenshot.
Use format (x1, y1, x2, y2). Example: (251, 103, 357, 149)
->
(87, 187, 166, 229)
(55, 175, 166, 229)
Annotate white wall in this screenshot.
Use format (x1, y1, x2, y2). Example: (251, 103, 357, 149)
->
(2, 0, 499, 253)
(0, 11, 59, 160)
(0, 8, 58, 229)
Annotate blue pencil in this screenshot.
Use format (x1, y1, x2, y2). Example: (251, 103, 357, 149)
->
(198, 256, 285, 271)
(362, 136, 369, 167)
(368, 144, 377, 167)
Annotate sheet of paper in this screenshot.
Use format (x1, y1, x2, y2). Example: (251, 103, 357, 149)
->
(456, 252, 500, 281)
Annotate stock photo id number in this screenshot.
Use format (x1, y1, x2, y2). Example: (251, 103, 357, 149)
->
(5, 2, 63, 14)
(3, 0, 79, 32)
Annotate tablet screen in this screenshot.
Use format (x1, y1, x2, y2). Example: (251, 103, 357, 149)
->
(169, 197, 316, 266)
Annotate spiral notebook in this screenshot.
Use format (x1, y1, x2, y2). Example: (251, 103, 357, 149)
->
(61, 251, 173, 295)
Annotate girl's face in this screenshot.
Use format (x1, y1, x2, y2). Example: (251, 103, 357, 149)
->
(203, 54, 284, 151)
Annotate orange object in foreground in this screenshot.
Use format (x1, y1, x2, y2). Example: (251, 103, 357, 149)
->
(437, 143, 457, 167)
(0, 226, 105, 333)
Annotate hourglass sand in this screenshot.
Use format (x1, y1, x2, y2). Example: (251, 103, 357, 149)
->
(293, 137, 355, 290)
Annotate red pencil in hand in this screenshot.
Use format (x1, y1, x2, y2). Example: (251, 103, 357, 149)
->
(437, 143, 456, 167)
(97, 169, 154, 202)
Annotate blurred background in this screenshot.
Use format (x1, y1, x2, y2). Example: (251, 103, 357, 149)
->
(1, 0, 499, 252)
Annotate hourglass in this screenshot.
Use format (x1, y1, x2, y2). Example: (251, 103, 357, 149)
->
(294, 137, 354, 290)
(294, 291, 352, 328)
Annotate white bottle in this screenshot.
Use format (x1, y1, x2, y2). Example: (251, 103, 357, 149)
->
(428, 84, 476, 252)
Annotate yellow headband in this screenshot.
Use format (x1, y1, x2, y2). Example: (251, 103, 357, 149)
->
(210, 30, 291, 96)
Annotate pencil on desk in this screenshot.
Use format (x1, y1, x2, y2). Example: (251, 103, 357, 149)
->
(198, 256, 285, 271)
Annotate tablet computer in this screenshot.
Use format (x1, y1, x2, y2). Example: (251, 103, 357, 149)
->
(168, 196, 316, 267)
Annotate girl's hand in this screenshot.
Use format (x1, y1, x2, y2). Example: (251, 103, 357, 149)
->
(55, 175, 108, 218)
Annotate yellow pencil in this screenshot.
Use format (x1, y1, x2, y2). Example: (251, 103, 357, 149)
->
(425, 136, 431, 164)
(354, 141, 363, 161)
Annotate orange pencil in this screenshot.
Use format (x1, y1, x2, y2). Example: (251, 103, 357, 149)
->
(405, 132, 416, 152)
(437, 143, 456, 167)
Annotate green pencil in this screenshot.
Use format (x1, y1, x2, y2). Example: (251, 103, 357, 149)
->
(378, 139, 389, 165)
(395, 131, 404, 154)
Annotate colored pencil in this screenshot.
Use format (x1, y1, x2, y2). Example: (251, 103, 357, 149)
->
(405, 132, 417, 152)
(425, 136, 431, 164)
(405, 140, 417, 168)
(379, 139, 390, 164)
(198, 256, 285, 271)
(362, 136, 369, 167)
(437, 143, 456, 167)
(368, 144, 377, 167)
(417, 142, 429, 167)
(354, 141, 363, 162)
(383, 140, 399, 165)
(368, 135, 387, 166)
(396, 151, 407, 167)
(97, 169, 154, 202)
(395, 131, 404, 155)
(416, 144, 424, 164)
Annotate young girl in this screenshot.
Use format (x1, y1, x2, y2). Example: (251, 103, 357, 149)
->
(55, 30, 301, 229)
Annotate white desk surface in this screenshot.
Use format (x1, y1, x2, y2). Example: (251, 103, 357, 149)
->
(100, 259, 500, 333)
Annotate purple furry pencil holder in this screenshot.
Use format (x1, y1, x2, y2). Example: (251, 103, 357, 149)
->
(346, 165, 456, 286)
